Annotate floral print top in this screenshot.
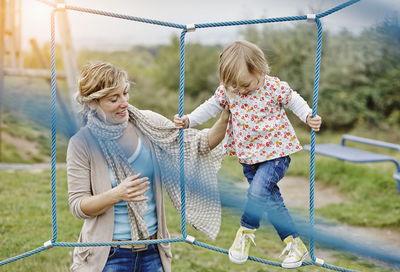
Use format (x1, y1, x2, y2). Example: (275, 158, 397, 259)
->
(212, 75, 303, 164)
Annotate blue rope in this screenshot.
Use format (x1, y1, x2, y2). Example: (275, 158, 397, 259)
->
(193, 240, 281, 267)
(308, 17, 323, 263)
(1, 1, 365, 271)
(53, 238, 185, 247)
(317, 0, 360, 19)
(323, 263, 360, 272)
(195, 16, 306, 29)
(193, 241, 316, 268)
(178, 29, 188, 238)
(0, 246, 47, 266)
(65, 5, 185, 29)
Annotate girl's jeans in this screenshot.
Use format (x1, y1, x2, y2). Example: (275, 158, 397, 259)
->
(240, 156, 299, 241)
(102, 244, 164, 272)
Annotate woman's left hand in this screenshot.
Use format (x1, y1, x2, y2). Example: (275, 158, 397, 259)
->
(220, 105, 230, 124)
(306, 113, 322, 132)
(207, 105, 230, 150)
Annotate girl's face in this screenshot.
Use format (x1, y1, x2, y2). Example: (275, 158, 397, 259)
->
(94, 87, 130, 124)
(232, 70, 264, 95)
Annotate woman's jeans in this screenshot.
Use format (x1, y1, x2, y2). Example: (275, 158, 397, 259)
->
(240, 156, 299, 241)
(102, 244, 164, 272)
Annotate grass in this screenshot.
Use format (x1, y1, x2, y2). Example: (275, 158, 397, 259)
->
(288, 156, 400, 228)
(1, 72, 399, 271)
(285, 129, 400, 231)
(0, 142, 25, 163)
(218, 122, 400, 231)
(0, 168, 398, 272)
(1, 113, 69, 163)
(0, 170, 78, 271)
(1, 77, 72, 163)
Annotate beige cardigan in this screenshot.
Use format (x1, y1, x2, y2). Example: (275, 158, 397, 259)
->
(67, 110, 180, 272)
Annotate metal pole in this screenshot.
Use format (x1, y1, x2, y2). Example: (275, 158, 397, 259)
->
(55, 0, 80, 124)
(0, 0, 7, 162)
(30, 38, 77, 136)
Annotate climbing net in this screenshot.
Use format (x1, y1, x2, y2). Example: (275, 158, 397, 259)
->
(0, 1, 361, 271)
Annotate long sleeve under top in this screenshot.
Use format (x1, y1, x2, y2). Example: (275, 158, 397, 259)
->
(187, 75, 312, 164)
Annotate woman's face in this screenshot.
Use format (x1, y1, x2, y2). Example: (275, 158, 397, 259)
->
(95, 87, 130, 124)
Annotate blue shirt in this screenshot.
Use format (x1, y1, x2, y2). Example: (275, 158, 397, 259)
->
(110, 138, 158, 240)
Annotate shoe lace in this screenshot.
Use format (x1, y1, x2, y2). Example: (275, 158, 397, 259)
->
(279, 241, 302, 259)
(236, 233, 256, 255)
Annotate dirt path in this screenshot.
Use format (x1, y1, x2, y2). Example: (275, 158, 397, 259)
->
(235, 175, 349, 208)
(0, 163, 66, 172)
(2, 131, 48, 162)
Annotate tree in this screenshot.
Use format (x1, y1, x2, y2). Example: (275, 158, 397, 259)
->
(152, 37, 220, 98)
(360, 16, 400, 126)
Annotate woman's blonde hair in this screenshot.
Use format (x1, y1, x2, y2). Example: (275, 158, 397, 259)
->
(76, 62, 130, 104)
(219, 40, 270, 88)
(75, 62, 131, 123)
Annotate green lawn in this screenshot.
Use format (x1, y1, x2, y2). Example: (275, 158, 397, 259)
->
(1, 76, 399, 270)
(0, 165, 398, 271)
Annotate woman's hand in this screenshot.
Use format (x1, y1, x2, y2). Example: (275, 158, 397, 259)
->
(174, 114, 190, 129)
(219, 105, 230, 124)
(80, 173, 150, 216)
(306, 113, 322, 132)
(112, 173, 150, 202)
(208, 105, 230, 149)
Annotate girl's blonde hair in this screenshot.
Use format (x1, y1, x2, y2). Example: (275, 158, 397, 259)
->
(219, 40, 270, 88)
(75, 62, 131, 123)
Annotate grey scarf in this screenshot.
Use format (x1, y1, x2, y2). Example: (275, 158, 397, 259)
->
(88, 105, 223, 240)
(87, 110, 149, 240)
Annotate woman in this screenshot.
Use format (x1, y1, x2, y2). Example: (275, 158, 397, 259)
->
(67, 62, 229, 272)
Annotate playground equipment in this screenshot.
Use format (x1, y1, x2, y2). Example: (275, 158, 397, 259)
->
(304, 134, 400, 194)
(0, 0, 78, 160)
(0, 1, 378, 271)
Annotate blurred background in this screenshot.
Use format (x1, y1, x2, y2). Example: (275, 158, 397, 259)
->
(0, 0, 399, 271)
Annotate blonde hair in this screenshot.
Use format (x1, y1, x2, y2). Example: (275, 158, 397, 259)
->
(75, 62, 131, 123)
(219, 40, 270, 88)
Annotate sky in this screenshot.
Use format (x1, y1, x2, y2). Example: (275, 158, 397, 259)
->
(20, 0, 400, 51)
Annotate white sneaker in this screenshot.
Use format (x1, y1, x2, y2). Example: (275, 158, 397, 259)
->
(228, 226, 256, 264)
(280, 236, 309, 269)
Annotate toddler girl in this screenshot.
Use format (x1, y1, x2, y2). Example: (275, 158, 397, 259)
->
(174, 40, 321, 268)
